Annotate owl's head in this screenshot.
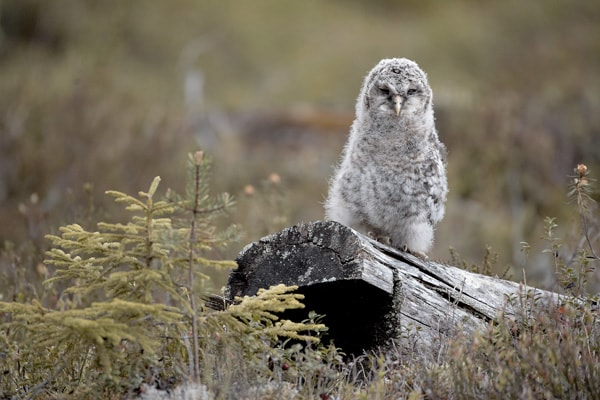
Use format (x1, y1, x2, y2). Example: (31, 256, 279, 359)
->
(356, 58, 433, 122)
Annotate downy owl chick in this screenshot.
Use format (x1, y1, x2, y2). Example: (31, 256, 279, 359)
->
(325, 58, 447, 256)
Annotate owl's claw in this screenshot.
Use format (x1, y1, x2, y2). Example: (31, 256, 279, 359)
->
(368, 231, 392, 247)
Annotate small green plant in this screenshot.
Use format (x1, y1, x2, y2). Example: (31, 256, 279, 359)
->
(0, 152, 326, 399)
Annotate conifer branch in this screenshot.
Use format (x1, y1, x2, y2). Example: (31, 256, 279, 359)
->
(228, 284, 326, 343)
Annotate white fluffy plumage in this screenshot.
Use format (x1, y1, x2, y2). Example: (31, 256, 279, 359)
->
(325, 58, 448, 255)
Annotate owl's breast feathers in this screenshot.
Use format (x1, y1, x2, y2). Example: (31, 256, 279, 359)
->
(358, 133, 447, 206)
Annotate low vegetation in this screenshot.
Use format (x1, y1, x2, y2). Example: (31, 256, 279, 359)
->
(1, 154, 598, 399)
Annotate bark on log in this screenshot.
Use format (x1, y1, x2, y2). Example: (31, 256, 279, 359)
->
(226, 221, 561, 355)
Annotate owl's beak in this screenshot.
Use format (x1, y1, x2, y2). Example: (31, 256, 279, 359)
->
(393, 95, 402, 116)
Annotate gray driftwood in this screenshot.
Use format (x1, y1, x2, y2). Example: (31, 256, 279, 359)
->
(226, 220, 560, 355)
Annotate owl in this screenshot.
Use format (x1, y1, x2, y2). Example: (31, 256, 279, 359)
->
(325, 58, 447, 256)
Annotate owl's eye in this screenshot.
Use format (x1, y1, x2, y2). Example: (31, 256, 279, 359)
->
(407, 88, 418, 96)
(379, 87, 391, 96)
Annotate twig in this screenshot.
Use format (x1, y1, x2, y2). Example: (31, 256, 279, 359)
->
(187, 151, 204, 382)
(573, 164, 599, 260)
(25, 362, 65, 400)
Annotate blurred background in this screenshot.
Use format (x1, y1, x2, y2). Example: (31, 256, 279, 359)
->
(1, 0, 599, 291)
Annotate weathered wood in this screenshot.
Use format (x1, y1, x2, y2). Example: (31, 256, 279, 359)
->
(226, 220, 561, 355)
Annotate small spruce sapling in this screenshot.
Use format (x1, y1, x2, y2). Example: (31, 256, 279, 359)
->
(0, 151, 328, 398)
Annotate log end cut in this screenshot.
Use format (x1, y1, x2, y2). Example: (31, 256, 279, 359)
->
(226, 221, 399, 354)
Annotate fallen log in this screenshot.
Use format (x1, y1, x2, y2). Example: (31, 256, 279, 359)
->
(226, 220, 561, 355)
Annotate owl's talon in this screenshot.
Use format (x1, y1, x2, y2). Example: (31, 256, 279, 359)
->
(380, 236, 392, 246)
(368, 231, 392, 247)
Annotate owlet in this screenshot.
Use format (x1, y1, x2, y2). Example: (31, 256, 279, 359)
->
(325, 58, 448, 256)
